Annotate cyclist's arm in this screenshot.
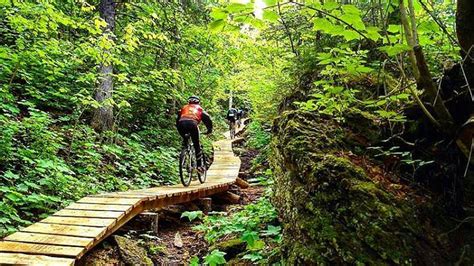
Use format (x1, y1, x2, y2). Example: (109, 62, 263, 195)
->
(202, 111, 213, 134)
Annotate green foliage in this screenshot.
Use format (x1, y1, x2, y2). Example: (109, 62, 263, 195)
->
(195, 197, 277, 244)
(194, 196, 280, 263)
(204, 249, 227, 266)
(246, 121, 271, 150)
(189, 256, 200, 266)
(147, 244, 168, 256)
(181, 211, 203, 222)
(0, 1, 241, 236)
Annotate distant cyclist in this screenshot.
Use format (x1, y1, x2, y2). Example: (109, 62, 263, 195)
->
(176, 96, 212, 173)
(227, 105, 238, 125)
(236, 108, 244, 126)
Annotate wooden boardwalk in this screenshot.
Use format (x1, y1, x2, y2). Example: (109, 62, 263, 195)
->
(0, 124, 246, 265)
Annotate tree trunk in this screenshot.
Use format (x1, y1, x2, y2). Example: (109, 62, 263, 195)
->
(456, 0, 474, 161)
(91, 0, 116, 132)
(457, 1, 474, 57)
(399, 0, 453, 131)
(413, 45, 454, 129)
(456, 0, 474, 100)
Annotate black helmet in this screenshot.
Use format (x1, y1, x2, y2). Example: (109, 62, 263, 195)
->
(188, 95, 200, 104)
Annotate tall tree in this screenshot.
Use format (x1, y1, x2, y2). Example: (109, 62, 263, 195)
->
(456, 0, 474, 160)
(91, 0, 116, 132)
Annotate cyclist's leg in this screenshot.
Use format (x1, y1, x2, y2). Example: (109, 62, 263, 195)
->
(176, 121, 189, 147)
(230, 118, 236, 131)
(188, 123, 202, 167)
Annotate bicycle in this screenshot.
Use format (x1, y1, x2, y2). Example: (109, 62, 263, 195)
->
(179, 134, 208, 187)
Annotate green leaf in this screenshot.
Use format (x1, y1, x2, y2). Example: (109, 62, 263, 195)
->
(387, 24, 400, 33)
(340, 13, 365, 31)
(242, 252, 264, 262)
(181, 211, 203, 222)
(204, 249, 226, 266)
(366, 26, 382, 41)
(263, 0, 277, 6)
(313, 17, 333, 32)
(209, 19, 225, 33)
(226, 3, 249, 13)
(379, 43, 411, 56)
(262, 225, 281, 236)
(241, 231, 259, 246)
(4, 171, 20, 180)
(210, 9, 227, 20)
(356, 66, 373, 74)
(342, 5, 361, 15)
(341, 30, 360, 41)
(5, 192, 23, 203)
(262, 10, 279, 22)
(189, 256, 200, 266)
(327, 86, 344, 94)
(323, 1, 339, 11)
(249, 18, 265, 29)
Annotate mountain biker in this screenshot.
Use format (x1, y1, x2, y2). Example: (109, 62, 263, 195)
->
(236, 108, 244, 126)
(226, 105, 238, 133)
(176, 96, 212, 173)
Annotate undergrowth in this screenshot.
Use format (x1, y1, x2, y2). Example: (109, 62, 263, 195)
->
(193, 193, 281, 264)
(0, 109, 180, 237)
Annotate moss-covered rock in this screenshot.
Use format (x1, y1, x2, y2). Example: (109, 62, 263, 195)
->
(114, 235, 153, 266)
(271, 110, 441, 265)
(211, 238, 246, 260)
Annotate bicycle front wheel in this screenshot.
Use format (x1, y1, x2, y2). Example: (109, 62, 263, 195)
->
(179, 148, 193, 187)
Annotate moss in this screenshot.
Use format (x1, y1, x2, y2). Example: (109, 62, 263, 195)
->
(211, 238, 246, 260)
(271, 109, 440, 265)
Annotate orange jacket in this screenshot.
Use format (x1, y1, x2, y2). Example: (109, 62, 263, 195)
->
(176, 104, 213, 133)
(179, 104, 203, 122)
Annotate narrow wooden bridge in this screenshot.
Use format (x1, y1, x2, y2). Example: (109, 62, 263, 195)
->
(0, 124, 246, 265)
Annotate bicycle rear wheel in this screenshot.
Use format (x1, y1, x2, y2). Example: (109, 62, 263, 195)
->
(179, 146, 193, 187)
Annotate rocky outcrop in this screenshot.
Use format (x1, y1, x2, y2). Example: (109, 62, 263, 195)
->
(114, 235, 153, 265)
(271, 110, 443, 264)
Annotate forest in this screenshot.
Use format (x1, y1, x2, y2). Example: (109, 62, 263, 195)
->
(1, 0, 474, 264)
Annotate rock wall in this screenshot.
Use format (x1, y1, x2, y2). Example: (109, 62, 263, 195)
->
(271, 110, 442, 264)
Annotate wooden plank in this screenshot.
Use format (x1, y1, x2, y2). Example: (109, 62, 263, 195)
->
(0, 241, 84, 257)
(141, 187, 195, 193)
(95, 192, 159, 199)
(77, 196, 140, 205)
(21, 223, 106, 238)
(53, 209, 124, 219)
(92, 193, 151, 199)
(114, 191, 163, 196)
(0, 126, 244, 265)
(41, 216, 116, 227)
(78, 204, 146, 259)
(5, 232, 93, 247)
(0, 252, 74, 266)
(66, 203, 132, 212)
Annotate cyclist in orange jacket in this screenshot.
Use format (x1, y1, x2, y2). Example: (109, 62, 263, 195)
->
(176, 96, 213, 172)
